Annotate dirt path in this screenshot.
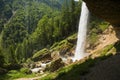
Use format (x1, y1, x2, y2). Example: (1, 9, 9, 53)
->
(16, 74, 47, 80)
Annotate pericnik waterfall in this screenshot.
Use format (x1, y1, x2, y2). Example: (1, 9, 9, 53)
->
(73, 2, 90, 62)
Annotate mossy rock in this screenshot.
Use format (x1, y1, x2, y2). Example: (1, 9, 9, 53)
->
(20, 68, 32, 74)
(50, 34, 76, 51)
(46, 58, 65, 72)
(32, 48, 52, 61)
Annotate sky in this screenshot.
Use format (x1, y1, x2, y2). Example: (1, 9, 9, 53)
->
(74, 0, 79, 1)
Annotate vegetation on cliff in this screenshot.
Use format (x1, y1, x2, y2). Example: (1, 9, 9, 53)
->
(0, 0, 120, 80)
(0, 0, 81, 66)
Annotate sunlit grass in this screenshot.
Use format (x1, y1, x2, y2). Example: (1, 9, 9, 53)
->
(0, 69, 36, 80)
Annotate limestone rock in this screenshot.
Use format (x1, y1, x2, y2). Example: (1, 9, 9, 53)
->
(51, 51, 60, 60)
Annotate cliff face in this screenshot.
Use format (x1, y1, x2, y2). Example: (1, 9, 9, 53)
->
(83, 0, 120, 26)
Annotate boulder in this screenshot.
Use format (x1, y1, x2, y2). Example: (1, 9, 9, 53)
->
(51, 51, 60, 60)
(31, 67, 43, 74)
(47, 58, 65, 72)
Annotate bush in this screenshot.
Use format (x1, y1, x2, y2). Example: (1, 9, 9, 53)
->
(0, 55, 5, 67)
(20, 68, 31, 74)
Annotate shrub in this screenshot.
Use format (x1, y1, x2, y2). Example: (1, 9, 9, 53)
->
(0, 55, 5, 67)
(20, 68, 31, 74)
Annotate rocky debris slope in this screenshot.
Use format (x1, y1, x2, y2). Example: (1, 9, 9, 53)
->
(87, 25, 119, 54)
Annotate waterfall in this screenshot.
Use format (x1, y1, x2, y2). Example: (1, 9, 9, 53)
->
(72, 2, 90, 62)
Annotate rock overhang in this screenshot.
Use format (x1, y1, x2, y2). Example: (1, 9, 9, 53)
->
(83, 0, 120, 25)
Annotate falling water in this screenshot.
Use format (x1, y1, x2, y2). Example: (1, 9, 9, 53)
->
(72, 2, 90, 62)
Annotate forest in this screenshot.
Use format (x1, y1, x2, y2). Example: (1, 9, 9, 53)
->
(1, 0, 118, 80)
(0, 0, 81, 65)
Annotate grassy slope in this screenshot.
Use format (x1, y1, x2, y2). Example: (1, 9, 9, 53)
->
(0, 33, 77, 80)
(40, 41, 120, 80)
(0, 70, 36, 80)
(32, 33, 77, 61)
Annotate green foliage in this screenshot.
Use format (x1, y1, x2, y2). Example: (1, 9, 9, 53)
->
(0, 0, 81, 66)
(3, 23, 27, 47)
(50, 33, 76, 52)
(88, 16, 109, 45)
(0, 70, 35, 80)
(0, 55, 5, 67)
(88, 32, 98, 45)
(100, 44, 114, 56)
(20, 68, 31, 74)
(3, 5, 13, 19)
(32, 48, 50, 60)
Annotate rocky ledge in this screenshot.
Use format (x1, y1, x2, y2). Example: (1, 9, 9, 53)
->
(83, 0, 120, 25)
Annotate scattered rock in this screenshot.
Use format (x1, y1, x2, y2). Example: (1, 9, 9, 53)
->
(48, 58, 65, 72)
(51, 51, 60, 60)
(35, 62, 41, 68)
(66, 58, 73, 65)
(31, 68, 43, 74)
(29, 63, 36, 69)
(67, 38, 77, 44)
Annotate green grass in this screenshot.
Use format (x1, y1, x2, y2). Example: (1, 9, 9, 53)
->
(32, 48, 50, 60)
(51, 34, 76, 49)
(32, 33, 76, 62)
(100, 44, 114, 56)
(89, 32, 98, 45)
(88, 22, 109, 45)
(99, 22, 109, 32)
(40, 57, 97, 80)
(0, 70, 36, 80)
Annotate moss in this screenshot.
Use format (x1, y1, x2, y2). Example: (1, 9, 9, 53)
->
(50, 33, 76, 52)
(100, 44, 114, 56)
(32, 48, 50, 59)
(89, 32, 98, 45)
(20, 68, 31, 74)
(0, 70, 36, 80)
(99, 22, 109, 32)
(88, 21, 109, 45)
(50, 42, 59, 50)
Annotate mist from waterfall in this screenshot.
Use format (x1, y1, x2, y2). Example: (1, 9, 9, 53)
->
(72, 2, 90, 62)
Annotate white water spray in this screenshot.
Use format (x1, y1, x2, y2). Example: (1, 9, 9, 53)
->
(72, 2, 90, 62)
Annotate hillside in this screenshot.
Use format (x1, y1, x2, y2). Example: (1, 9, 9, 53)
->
(0, 0, 82, 78)
(0, 0, 81, 65)
(0, 0, 120, 80)
(40, 25, 120, 80)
